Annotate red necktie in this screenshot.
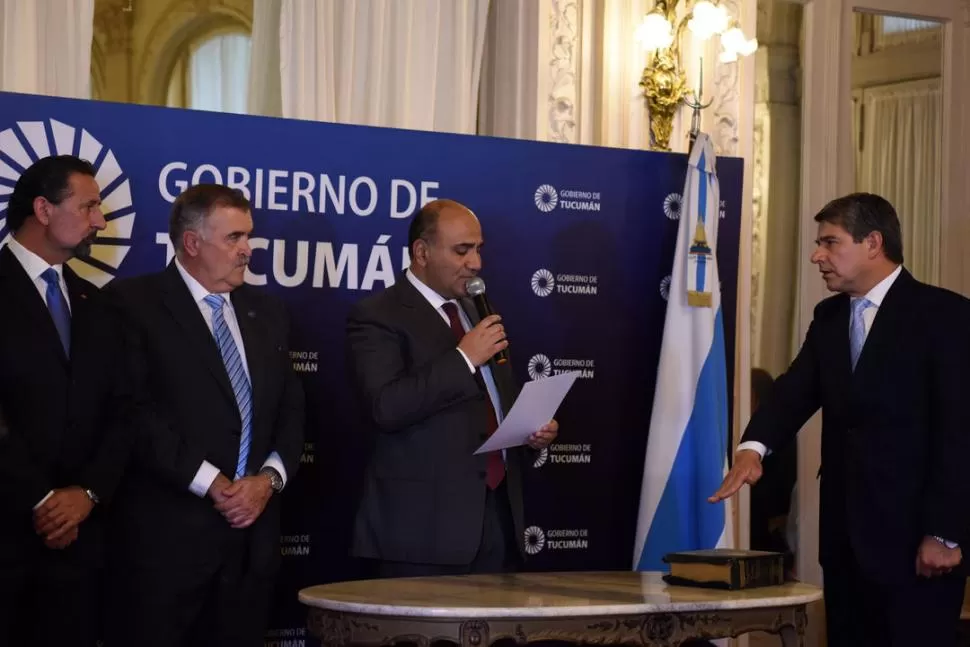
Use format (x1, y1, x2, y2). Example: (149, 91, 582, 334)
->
(441, 302, 505, 489)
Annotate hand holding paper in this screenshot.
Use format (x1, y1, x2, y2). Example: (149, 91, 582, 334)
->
(474, 371, 577, 454)
(527, 419, 559, 450)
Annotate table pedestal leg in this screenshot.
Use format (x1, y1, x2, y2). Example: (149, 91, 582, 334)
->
(778, 625, 802, 647)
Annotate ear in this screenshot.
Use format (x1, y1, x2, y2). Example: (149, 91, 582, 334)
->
(32, 196, 52, 226)
(867, 231, 884, 258)
(412, 239, 429, 267)
(183, 229, 202, 257)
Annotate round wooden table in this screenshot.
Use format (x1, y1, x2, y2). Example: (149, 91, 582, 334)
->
(299, 571, 823, 646)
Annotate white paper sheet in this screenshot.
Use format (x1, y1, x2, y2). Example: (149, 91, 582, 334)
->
(473, 371, 578, 454)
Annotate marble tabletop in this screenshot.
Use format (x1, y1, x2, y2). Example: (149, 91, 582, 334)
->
(298, 571, 823, 619)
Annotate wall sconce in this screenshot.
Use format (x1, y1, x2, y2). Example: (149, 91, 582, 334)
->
(635, 0, 757, 151)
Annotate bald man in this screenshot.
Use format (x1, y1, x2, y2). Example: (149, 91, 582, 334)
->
(346, 200, 558, 577)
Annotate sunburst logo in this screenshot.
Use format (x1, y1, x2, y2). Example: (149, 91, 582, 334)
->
(533, 448, 549, 468)
(527, 353, 553, 380)
(0, 119, 134, 287)
(523, 526, 546, 555)
(534, 184, 558, 212)
(663, 192, 682, 220)
(660, 275, 671, 301)
(531, 269, 555, 297)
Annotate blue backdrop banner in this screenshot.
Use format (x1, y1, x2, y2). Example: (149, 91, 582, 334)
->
(0, 91, 743, 647)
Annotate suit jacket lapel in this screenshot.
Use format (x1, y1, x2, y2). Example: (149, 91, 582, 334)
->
(64, 265, 94, 368)
(0, 246, 68, 365)
(394, 276, 459, 349)
(853, 269, 914, 380)
(830, 295, 852, 381)
(158, 263, 237, 408)
(232, 288, 264, 422)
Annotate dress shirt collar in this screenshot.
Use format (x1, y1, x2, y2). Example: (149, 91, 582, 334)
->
(858, 264, 902, 307)
(406, 268, 459, 313)
(174, 257, 229, 306)
(7, 236, 63, 283)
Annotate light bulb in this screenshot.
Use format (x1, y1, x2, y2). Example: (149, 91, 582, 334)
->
(738, 37, 759, 56)
(635, 12, 674, 50)
(720, 27, 746, 53)
(689, 1, 730, 41)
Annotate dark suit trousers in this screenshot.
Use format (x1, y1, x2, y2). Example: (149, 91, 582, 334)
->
(106, 535, 273, 647)
(0, 541, 101, 647)
(375, 481, 520, 578)
(824, 547, 965, 647)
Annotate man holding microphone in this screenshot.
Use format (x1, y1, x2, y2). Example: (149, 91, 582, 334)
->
(346, 199, 557, 577)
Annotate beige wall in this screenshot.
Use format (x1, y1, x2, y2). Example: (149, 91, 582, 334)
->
(91, 0, 252, 105)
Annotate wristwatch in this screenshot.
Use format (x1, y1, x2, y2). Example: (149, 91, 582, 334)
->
(260, 467, 284, 493)
(83, 488, 100, 505)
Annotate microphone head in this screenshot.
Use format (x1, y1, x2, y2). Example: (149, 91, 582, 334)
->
(465, 276, 486, 297)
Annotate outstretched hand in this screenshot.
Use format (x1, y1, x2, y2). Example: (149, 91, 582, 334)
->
(708, 449, 763, 503)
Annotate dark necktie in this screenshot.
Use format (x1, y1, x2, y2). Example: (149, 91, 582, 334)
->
(441, 302, 504, 489)
(41, 268, 70, 355)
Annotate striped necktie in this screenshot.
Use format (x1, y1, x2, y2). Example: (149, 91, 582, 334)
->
(203, 294, 252, 478)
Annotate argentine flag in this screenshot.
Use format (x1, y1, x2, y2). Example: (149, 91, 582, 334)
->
(633, 132, 733, 571)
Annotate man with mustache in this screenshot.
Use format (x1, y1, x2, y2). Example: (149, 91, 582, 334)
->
(711, 193, 970, 646)
(0, 155, 129, 646)
(347, 199, 557, 577)
(105, 184, 305, 647)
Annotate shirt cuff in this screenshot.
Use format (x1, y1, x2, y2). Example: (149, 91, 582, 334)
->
(457, 348, 476, 373)
(33, 490, 54, 510)
(737, 441, 768, 459)
(261, 452, 288, 489)
(189, 461, 221, 498)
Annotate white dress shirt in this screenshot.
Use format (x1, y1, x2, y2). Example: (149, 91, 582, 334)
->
(405, 269, 506, 428)
(8, 237, 71, 510)
(174, 259, 288, 496)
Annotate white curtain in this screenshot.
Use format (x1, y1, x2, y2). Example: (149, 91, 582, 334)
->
(477, 0, 539, 139)
(477, 0, 651, 148)
(596, 0, 650, 149)
(248, 0, 283, 117)
(857, 78, 941, 284)
(189, 32, 251, 114)
(279, 0, 490, 133)
(0, 0, 94, 98)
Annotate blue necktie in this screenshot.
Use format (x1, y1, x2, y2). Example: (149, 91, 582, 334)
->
(203, 294, 252, 478)
(849, 297, 873, 371)
(41, 268, 70, 355)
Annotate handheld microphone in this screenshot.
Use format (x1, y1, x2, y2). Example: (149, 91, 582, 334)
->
(465, 277, 509, 365)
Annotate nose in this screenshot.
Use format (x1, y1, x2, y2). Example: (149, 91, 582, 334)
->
(91, 205, 107, 230)
(466, 250, 482, 272)
(239, 236, 252, 257)
(810, 248, 824, 265)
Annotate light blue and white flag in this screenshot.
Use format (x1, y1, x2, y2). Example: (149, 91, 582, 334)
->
(633, 132, 733, 571)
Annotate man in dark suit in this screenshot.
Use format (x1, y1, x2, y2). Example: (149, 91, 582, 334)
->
(106, 184, 305, 647)
(711, 193, 970, 646)
(0, 155, 129, 646)
(347, 199, 558, 577)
